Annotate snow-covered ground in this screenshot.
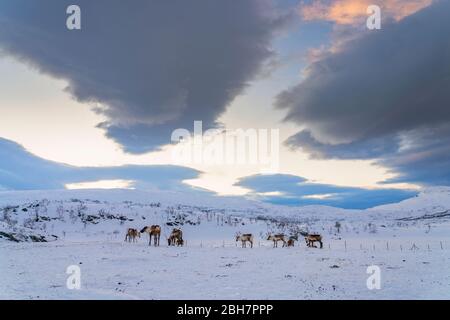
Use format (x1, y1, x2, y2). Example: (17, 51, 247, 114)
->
(1, 188, 450, 299)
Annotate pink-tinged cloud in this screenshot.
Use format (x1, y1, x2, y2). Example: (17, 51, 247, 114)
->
(300, 0, 433, 25)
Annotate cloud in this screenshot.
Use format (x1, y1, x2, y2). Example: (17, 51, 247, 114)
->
(0, 0, 290, 153)
(236, 174, 417, 209)
(379, 125, 450, 185)
(276, 0, 450, 185)
(285, 130, 401, 159)
(300, 0, 433, 25)
(0, 137, 418, 208)
(0, 137, 202, 192)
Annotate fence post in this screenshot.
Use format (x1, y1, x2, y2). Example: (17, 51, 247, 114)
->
(440, 241, 443, 250)
(386, 242, 389, 251)
(344, 241, 347, 251)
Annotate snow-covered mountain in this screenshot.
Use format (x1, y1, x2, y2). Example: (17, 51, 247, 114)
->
(370, 187, 450, 216)
(2, 188, 450, 299)
(1, 187, 450, 243)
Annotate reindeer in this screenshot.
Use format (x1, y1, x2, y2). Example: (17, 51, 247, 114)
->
(305, 234, 323, 248)
(124, 228, 140, 243)
(235, 233, 253, 248)
(168, 228, 183, 246)
(140, 225, 161, 246)
(267, 234, 286, 248)
(286, 234, 298, 247)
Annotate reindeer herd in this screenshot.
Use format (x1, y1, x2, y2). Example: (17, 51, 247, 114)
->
(233, 232, 324, 249)
(125, 226, 183, 246)
(126, 226, 323, 249)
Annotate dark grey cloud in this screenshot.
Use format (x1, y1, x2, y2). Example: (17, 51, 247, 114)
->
(379, 125, 450, 185)
(0, 137, 202, 192)
(285, 130, 401, 159)
(0, 0, 290, 153)
(276, 0, 450, 185)
(236, 174, 417, 209)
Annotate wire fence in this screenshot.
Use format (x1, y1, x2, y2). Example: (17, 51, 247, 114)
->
(165, 239, 449, 252)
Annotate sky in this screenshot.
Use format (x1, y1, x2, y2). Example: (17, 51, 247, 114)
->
(0, 0, 447, 209)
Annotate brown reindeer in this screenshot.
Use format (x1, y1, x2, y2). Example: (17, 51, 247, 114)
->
(305, 234, 323, 248)
(140, 225, 161, 246)
(235, 233, 253, 248)
(287, 239, 295, 247)
(267, 234, 286, 248)
(168, 228, 183, 246)
(124, 228, 140, 243)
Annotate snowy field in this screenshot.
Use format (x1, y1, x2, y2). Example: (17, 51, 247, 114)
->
(1, 188, 450, 299)
(1, 240, 450, 299)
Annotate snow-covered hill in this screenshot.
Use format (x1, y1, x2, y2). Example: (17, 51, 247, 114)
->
(370, 187, 450, 217)
(1, 188, 450, 299)
(2, 187, 450, 243)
